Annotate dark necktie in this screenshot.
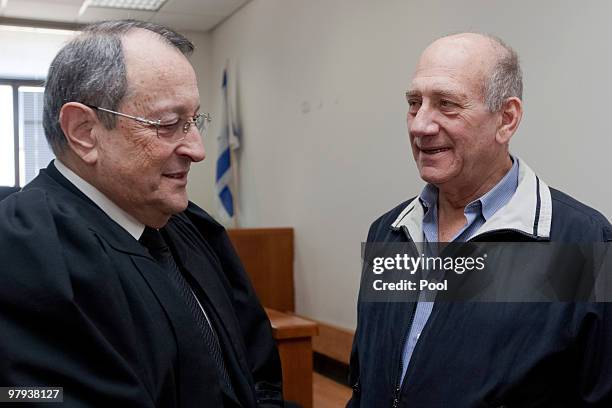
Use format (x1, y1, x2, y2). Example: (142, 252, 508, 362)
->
(138, 226, 235, 398)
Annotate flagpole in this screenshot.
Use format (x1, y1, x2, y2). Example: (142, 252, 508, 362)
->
(227, 60, 240, 228)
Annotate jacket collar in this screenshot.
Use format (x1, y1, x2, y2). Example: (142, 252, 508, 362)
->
(391, 158, 552, 241)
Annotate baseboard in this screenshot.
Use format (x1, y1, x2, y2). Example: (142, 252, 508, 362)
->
(310, 320, 354, 365)
(313, 352, 350, 387)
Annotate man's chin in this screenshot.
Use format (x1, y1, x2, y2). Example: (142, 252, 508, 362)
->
(167, 195, 189, 214)
(156, 194, 189, 218)
(146, 199, 188, 229)
(418, 169, 453, 186)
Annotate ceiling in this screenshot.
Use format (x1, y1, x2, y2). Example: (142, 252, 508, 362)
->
(0, 0, 250, 32)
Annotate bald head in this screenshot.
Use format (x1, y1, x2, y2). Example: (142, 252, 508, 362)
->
(420, 34, 500, 87)
(416, 33, 522, 112)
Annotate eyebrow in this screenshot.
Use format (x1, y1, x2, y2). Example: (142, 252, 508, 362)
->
(406, 89, 468, 102)
(150, 103, 201, 117)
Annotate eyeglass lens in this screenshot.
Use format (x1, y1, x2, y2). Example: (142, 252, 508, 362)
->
(156, 114, 209, 141)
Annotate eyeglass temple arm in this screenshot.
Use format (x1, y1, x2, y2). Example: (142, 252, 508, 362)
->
(84, 104, 161, 127)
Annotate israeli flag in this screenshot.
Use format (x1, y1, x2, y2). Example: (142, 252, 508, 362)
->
(215, 68, 241, 224)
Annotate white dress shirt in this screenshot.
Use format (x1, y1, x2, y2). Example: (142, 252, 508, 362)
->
(54, 159, 145, 240)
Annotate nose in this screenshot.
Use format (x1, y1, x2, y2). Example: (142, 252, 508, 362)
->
(176, 126, 206, 162)
(408, 104, 439, 138)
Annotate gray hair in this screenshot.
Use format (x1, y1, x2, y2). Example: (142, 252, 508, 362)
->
(482, 35, 523, 112)
(43, 19, 194, 156)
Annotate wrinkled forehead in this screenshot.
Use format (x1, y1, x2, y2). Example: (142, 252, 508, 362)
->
(120, 29, 198, 110)
(409, 35, 494, 96)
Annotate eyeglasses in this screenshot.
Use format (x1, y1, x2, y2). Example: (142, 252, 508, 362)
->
(84, 104, 211, 143)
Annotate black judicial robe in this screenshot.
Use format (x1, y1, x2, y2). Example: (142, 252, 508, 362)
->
(0, 162, 283, 407)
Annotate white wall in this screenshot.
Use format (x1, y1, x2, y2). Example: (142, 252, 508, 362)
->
(206, 0, 612, 329)
(2, 1, 610, 331)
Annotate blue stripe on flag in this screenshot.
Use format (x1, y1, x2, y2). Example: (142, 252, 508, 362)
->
(219, 186, 234, 217)
(216, 148, 231, 182)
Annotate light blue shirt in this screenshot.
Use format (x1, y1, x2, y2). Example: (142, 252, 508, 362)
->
(399, 157, 519, 384)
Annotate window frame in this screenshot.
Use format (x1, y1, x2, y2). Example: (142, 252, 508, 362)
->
(0, 78, 46, 187)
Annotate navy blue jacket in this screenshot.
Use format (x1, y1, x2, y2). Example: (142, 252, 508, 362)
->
(348, 160, 612, 407)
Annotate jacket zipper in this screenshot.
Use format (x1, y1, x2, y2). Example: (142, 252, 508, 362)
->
(392, 301, 416, 408)
(391, 226, 421, 407)
(389, 227, 546, 407)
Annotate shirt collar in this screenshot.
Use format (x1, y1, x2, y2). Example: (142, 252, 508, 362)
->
(54, 159, 145, 240)
(479, 156, 519, 220)
(418, 155, 519, 221)
(392, 158, 552, 240)
(418, 183, 437, 212)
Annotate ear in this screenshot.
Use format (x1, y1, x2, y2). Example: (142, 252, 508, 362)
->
(496, 97, 523, 144)
(58, 102, 99, 164)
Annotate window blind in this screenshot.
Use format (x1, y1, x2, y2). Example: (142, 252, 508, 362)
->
(19, 86, 54, 185)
